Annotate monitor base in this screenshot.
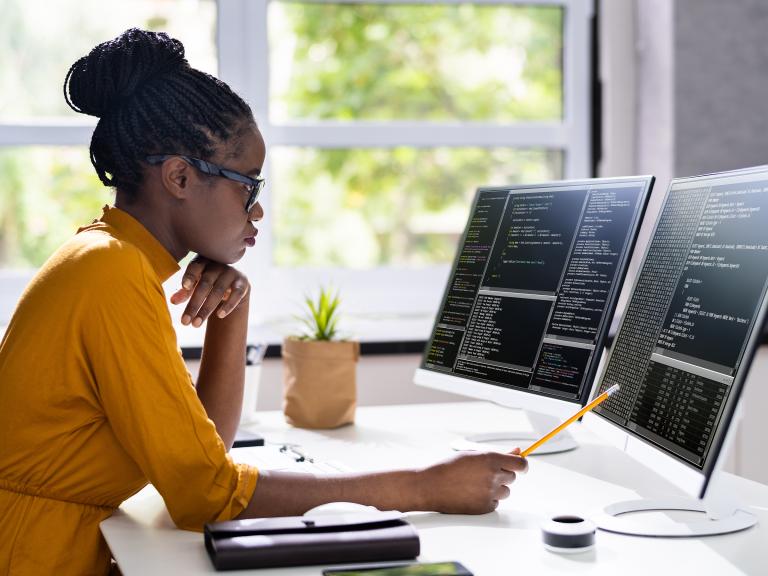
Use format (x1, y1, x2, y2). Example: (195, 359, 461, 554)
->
(595, 498, 757, 537)
(451, 411, 579, 455)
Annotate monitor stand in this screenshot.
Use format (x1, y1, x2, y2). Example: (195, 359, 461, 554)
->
(594, 473, 757, 536)
(451, 410, 578, 455)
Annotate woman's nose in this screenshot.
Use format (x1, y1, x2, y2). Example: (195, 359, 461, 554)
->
(249, 201, 264, 222)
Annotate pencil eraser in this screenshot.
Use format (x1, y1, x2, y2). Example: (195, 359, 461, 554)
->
(541, 515, 596, 553)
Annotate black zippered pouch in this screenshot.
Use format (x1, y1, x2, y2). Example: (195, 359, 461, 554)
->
(204, 512, 420, 571)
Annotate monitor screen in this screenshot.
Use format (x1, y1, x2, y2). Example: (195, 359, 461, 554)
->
(593, 166, 768, 474)
(420, 177, 653, 408)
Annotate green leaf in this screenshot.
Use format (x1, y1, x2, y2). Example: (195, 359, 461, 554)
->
(295, 284, 344, 341)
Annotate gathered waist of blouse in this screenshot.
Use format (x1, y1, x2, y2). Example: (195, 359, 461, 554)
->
(0, 476, 122, 511)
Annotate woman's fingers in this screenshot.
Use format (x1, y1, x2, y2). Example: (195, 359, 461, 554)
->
(187, 272, 250, 324)
(495, 451, 529, 474)
(173, 259, 250, 326)
(185, 271, 234, 325)
(494, 483, 511, 502)
(497, 470, 518, 485)
(181, 270, 218, 326)
(182, 256, 209, 288)
(215, 279, 249, 318)
(424, 450, 530, 514)
(170, 256, 209, 305)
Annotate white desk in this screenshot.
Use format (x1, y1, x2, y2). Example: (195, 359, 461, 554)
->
(101, 402, 768, 575)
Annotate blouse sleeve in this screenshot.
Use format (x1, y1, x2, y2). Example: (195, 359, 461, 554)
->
(82, 246, 258, 530)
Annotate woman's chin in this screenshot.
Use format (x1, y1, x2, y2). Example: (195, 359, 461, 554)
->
(229, 247, 247, 263)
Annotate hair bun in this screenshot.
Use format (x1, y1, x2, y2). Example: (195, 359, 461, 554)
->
(64, 28, 188, 118)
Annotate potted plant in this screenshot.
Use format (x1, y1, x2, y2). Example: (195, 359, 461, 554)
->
(282, 286, 359, 428)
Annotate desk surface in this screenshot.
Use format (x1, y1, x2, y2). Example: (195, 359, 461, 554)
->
(101, 402, 768, 575)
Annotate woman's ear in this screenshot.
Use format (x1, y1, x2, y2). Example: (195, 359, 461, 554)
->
(160, 157, 192, 200)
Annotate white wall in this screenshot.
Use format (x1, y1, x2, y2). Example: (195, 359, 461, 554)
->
(258, 354, 466, 409)
(185, 354, 466, 413)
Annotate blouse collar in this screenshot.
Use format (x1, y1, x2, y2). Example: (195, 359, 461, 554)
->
(79, 205, 180, 282)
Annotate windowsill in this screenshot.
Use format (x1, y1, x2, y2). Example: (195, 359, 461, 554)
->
(175, 312, 434, 359)
(0, 310, 435, 360)
(180, 340, 428, 361)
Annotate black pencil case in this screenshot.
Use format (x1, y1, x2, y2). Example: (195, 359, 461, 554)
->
(204, 511, 420, 570)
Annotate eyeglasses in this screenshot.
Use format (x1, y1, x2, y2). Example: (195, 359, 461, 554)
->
(145, 154, 264, 213)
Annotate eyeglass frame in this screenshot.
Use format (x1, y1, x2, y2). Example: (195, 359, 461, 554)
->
(145, 154, 264, 213)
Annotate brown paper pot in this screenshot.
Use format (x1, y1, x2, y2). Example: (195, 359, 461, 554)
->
(282, 337, 359, 429)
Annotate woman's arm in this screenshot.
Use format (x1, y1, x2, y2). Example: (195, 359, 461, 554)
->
(171, 257, 251, 449)
(238, 450, 528, 517)
(195, 298, 248, 448)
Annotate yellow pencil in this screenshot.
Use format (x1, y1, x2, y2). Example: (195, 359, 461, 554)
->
(521, 384, 621, 457)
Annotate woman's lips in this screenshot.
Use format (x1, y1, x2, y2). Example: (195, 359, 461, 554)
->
(244, 227, 258, 247)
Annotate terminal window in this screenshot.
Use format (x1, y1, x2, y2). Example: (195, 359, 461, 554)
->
(595, 176, 768, 469)
(424, 181, 647, 402)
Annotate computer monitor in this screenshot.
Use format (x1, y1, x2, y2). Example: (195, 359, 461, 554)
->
(584, 164, 768, 536)
(414, 176, 654, 453)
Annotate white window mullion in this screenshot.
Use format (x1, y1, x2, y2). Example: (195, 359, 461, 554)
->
(564, 0, 594, 178)
(216, 0, 253, 106)
(267, 122, 569, 148)
(0, 122, 94, 146)
(245, 0, 270, 127)
(247, 1, 276, 278)
(218, 0, 275, 283)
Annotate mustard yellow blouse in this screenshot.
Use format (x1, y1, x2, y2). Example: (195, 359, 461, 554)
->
(0, 206, 258, 575)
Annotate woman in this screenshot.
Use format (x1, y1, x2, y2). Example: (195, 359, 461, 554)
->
(0, 29, 527, 575)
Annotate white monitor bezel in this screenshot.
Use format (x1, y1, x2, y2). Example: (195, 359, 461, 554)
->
(582, 164, 768, 500)
(415, 176, 655, 420)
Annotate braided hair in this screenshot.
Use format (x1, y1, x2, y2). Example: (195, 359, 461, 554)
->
(64, 28, 254, 197)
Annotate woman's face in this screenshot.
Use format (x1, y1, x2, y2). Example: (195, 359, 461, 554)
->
(180, 122, 266, 264)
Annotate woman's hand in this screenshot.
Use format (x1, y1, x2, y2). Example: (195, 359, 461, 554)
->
(419, 449, 528, 514)
(170, 256, 250, 327)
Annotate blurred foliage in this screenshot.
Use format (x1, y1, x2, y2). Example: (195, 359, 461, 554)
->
(270, 2, 563, 121)
(269, 2, 565, 267)
(273, 147, 562, 267)
(0, 148, 105, 266)
(0, 0, 216, 118)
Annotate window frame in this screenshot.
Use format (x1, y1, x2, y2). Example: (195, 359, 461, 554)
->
(0, 0, 594, 338)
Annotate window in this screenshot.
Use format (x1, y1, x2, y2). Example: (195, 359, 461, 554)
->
(223, 0, 592, 333)
(0, 1, 216, 121)
(0, 147, 101, 267)
(1, 0, 593, 340)
(0, 0, 216, 322)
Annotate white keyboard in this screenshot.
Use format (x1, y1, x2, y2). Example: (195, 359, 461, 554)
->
(231, 445, 351, 475)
